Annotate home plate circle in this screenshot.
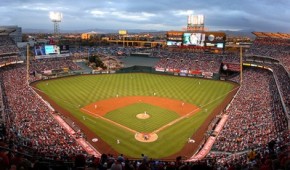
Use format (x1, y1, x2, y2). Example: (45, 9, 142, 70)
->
(135, 133, 158, 142)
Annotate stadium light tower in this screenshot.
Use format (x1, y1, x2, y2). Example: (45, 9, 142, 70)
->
(49, 11, 63, 37)
(187, 14, 205, 32)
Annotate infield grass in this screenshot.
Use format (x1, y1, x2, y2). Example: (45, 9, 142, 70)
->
(105, 103, 180, 132)
(34, 73, 236, 158)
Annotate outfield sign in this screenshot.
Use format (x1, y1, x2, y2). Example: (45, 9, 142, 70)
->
(35, 53, 70, 59)
(155, 67, 165, 72)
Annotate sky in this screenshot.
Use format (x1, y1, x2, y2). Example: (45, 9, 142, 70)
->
(0, 0, 290, 33)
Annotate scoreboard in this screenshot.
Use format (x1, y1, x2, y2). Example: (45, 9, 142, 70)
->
(166, 31, 183, 46)
(167, 31, 226, 52)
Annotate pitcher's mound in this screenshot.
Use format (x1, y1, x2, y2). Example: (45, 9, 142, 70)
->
(135, 133, 158, 142)
(136, 113, 150, 119)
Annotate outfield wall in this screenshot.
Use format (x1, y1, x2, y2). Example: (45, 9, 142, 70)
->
(33, 65, 221, 80)
(117, 66, 220, 80)
(30, 67, 238, 160)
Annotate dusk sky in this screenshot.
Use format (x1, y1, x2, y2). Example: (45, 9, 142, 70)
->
(1, 0, 290, 32)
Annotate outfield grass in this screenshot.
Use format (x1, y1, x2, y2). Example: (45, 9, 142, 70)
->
(35, 73, 236, 158)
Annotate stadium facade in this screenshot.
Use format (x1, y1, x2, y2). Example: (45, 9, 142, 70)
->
(0, 25, 22, 42)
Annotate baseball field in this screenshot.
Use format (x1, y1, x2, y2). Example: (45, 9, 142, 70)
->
(33, 73, 237, 159)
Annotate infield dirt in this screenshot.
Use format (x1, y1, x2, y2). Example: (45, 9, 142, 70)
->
(81, 96, 199, 116)
(32, 81, 238, 160)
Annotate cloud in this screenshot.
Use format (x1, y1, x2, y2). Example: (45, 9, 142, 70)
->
(0, 0, 289, 32)
(172, 10, 195, 16)
(87, 8, 156, 22)
(17, 5, 50, 11)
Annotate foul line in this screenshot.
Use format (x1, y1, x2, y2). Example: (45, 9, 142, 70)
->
(153, 107, 200, 134)
(81, 107, 200, 135)
(81, 108, 138, 134)
(31, 86, 82, 109)
(80, 87, 239, 136)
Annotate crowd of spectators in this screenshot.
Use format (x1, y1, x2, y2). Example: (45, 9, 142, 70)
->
(0, 56, 21, 66)
(213, 68, 288, 152)
(0, 36, 19, 56)
(0, 35, 20, 71)
(270, 64, 290, 114)
(153, 49, 241, 73)
(0, 45, 19, 56)
(201, 67, 290, 169)
(245, 37, 290, 115)
(246, 37, 290, 73)
(0, 39, 289, 169)
(69, 46, 152, 60)
(58, 46, 244, 75)
(0, 36, 15, 46)
(29, 57, 81, 73)
(0, 64, 87, 169)
(168, 35, 290, 169)
(207, 130, 290, 169)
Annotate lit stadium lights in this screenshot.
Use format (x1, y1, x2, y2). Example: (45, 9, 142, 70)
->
(49, 11, 63, 22)
(188, 14, 204, 26)
(49, 11, 63, 36)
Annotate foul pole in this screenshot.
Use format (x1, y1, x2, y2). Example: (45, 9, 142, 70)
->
(240, 46, 243, 84)
(26, 43, 30, 84)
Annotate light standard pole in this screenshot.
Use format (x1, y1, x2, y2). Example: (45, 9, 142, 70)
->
(26, 43, 30, 84)
(87, 47, 90, 62)
(240, 46, 243, 84)
(123, 35, 125, 47)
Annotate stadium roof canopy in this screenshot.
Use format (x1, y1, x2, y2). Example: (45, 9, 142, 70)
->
(252, 32, 290, 39)
(0, 28, 16, 35)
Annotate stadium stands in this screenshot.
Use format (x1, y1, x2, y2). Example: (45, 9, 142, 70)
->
(0, 35, 19, 56)
(246, 37, 290, 73)
(0, 32, 289, 169)
(0, 35, 21, 69)
(213, 68, 287, 152)
(0, 65, 87, 165)
(245, 36, 290, 115)
(30, 57, 81, 73)
(153, 49, 241, 74)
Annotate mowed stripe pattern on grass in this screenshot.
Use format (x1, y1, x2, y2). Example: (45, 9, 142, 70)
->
(35, 73, 236, 158)
(82, 96, 199, 116)
(104, 103, 179, 132)
(37, 73, 233, 108)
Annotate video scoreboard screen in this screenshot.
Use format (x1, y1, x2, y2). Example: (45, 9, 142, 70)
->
(167, 41, 182, 46)
(183, 32, 225, 45)
(34, 45, 46, 56)
(166, 31, 226, 49)
(183, 33, 206, 46)
(45, 45, 60, 55)
(35, 45, 62, 55)
(59, 45, 70, 54)
(183, 32, 226, 50)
